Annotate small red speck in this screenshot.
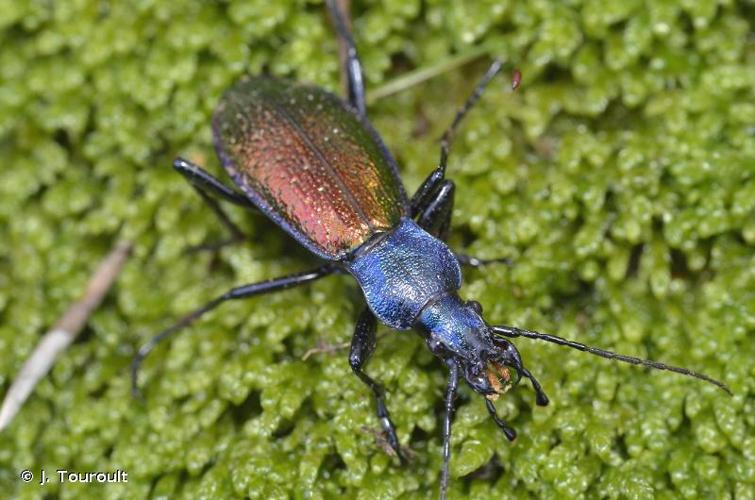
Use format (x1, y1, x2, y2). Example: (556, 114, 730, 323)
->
(511, 69, 522, 90)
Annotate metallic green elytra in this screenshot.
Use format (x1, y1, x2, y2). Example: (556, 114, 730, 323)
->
(212, 76, 408, 260)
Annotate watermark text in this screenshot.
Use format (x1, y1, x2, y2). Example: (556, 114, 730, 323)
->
(20, 469, 128, 485)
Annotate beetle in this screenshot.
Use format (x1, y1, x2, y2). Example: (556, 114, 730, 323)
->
(131, 1, 731, 497)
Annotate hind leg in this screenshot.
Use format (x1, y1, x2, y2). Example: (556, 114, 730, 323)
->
(173, 157, 257, 251)
(326, 0, 367, 117)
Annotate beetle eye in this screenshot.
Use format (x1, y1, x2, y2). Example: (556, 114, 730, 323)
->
(466, 300, 483, 314)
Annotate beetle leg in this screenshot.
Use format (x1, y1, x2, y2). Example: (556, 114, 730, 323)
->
(174, 157, 254, 208)
(439, 359, 459, 500)
(411, 60, 506, 215)
(416, 180, 455, 241)
(410, 168, 446, 218)
(131, 263, 336, 398)
(417, 180, 513, 268)
(326, 0, 367, 117)
(173, 157, 256, 248)
(437, 60, 504, 176)
(349, 308, 405, 463)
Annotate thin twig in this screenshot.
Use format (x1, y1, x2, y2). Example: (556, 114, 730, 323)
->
(301, 339, 352, 361)
(301, 331, 390, 360)
(0, 240, 133, 431)
(330, 2, 492, 105)
(360, 425, 417, 461)
(367, 46, 490, 104)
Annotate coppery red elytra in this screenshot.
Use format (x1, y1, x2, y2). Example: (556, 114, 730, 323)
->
(131, 1, 732, 498)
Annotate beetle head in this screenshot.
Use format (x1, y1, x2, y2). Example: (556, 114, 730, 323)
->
(419, 294, 549, 406)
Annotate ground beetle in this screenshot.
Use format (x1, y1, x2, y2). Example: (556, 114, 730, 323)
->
(131, 1, 731, 497)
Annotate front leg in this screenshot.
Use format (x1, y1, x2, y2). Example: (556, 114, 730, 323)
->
(349, 308, 405, 463)
(439, 360, 459, 500)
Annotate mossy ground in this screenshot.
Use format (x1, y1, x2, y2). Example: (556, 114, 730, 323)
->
(1, 0, 753, 498)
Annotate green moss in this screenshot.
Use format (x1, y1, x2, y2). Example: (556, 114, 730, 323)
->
(1, 0, 753, 498)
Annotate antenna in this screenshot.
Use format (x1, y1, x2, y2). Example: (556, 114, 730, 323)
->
(490, 325, 732, 395)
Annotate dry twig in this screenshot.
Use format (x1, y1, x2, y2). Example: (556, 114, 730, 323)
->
(0, 240, 132, 431)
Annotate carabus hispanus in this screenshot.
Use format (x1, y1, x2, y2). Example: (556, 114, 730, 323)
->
(131, 1, 731, 497)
